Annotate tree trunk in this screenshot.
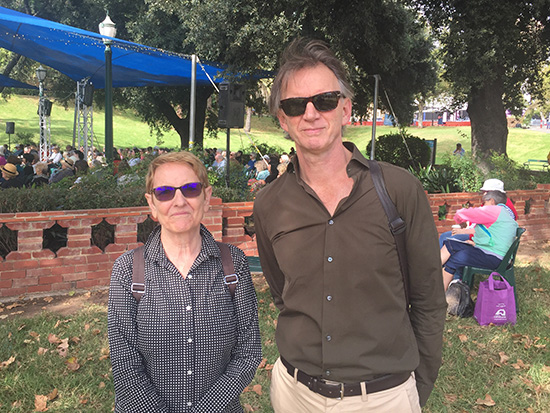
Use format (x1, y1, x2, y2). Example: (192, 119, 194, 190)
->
(156, 87, 213, 149)
(417, 101, 424, 128)
(467, 78, 508, 161)
(0, 54, 23, 94)
(244, 107, 252, 132)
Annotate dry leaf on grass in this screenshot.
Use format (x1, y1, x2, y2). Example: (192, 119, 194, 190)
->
(244, 403, 255, 412)
(48, 334, 61, 344)
(444, 394, 458, 402)
(37, 347, 49, 355)
(476, 394, 496, 407)
(0, 356, 16, 370)
(34, 394, 49, 412)
(57, 339, 69, 357)
(512, 359, 530, 370)
(43, 296, 54, 303)
(458, 334, 468, 343)
(252, 384, 262, 395)
(66, 357, 80, 371)
(499, 351, 509, 364)
(257, 358, 267, 369)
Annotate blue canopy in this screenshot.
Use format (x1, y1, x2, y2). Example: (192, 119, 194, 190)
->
(0, 73, 36, 89)
(0, 6, 225, 89)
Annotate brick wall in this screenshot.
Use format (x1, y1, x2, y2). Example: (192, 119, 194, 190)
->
(0, 185, 548, 301)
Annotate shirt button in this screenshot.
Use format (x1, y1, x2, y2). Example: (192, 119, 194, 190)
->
(187, 370, 193, 375)
(187, 275, 193, 279)
(326, 335, 332, 341)
(328, 219, 334, 225)
(325, 370, 331, 376)
(186, 305, 192, 311)
(187, 402, 192, 407)
(327, 257, 333, 263)
(187, 338, 193, 343)
(327, 295, 332, 301)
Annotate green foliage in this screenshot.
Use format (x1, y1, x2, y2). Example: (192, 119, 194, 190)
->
(440, 154, 484, 192)
(410, 164, 459, 193)
(484, 152, 538, 190)
(367, 132, 432, 170)
(14, 131, 36, 146)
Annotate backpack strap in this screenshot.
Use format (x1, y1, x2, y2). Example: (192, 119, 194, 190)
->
(131, 245, 146, 302)
(367, 160, 410, 311)
(131, 242, 238, 303)
(217, 241, 238, 299)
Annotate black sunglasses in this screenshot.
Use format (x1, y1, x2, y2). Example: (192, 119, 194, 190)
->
(280, 91, 342, 117)
(152, 182, 203, 201)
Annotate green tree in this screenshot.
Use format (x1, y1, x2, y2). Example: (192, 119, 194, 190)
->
(410, 0, 550, 159)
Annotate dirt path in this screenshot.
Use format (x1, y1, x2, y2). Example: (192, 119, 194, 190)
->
(1, 240, 548, 320)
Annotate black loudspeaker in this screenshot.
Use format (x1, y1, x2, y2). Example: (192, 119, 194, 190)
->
(218, 82, 245, 129)
(83, 83, 94, 106)
(5, 122, 14, 134)
(44, 99, 53, 116)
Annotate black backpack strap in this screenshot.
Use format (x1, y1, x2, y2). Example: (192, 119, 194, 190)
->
(217, 241, 238, 299)
(131, 245, 146, 302)
(367, 160, 410, 310)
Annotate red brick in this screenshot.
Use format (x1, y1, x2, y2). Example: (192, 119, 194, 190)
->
(74, 263, 99, 273)
(76, 279, 102, 288)
(63, 273, 87, 282)
(0, 280, 12, 288)
(39, 258, 64, 268)
(32, 250, 56, 259)
(67, 240, 91, 248)
(115, 236, 137, 244)
(87, 254, 109, 264)
(12, 277, 38, 287)
(27, 284, 52, 293)
(2, 270, 26, 280)
(50, 265, 75, 276)
(5, 252, 32, 260)
(39, 275, 63, 285)
(0, 287, 26, 297)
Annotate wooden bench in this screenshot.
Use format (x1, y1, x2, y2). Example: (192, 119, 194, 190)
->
(523, 159, 549, 171)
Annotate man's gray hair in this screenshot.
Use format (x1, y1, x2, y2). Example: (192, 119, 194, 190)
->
(269, 38, 354, 116)
(482, 190, 507, 205)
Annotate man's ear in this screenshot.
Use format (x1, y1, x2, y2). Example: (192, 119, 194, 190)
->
(278, 110, 289, 133)
(341, 98, 352, 126)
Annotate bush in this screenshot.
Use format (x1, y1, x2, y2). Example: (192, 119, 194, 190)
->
(484, 152, 537, 190)
(440, 154, 484, 192)
(410, 164, 462, 193)
(367, 132, 431, 170)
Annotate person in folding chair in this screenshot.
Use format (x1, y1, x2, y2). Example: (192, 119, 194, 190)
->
(108, 151, 261, 412)
(441, 181, 518, 292)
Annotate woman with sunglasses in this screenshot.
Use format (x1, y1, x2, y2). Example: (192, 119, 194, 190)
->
(108, 151, 261, 412)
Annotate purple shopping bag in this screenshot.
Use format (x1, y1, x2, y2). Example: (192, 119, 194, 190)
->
(473, 272, 516, 325)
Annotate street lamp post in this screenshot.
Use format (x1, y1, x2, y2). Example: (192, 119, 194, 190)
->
(36, 65, 49, 162)
(99, 13, 116, 163)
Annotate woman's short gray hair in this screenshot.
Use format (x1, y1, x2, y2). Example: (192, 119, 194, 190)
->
(268, 38, 354, 116)
(482, 190, 507, 205)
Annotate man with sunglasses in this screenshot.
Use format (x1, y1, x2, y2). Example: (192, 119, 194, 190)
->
(254, 38, 446, 412)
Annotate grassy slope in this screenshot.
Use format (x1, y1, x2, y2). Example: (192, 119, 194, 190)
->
(1, 95, 548, 164)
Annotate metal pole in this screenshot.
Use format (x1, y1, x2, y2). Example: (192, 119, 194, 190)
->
(370, 75, 380, 160)
(226, 128, 230, 187)
(189, 54, 197, 149)
(104, 43, 113, 163)
(38, 80, 46, 162)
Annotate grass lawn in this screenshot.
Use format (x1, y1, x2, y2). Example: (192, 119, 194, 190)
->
(1, 252, 549, 412)
(1, 95, 549, 166)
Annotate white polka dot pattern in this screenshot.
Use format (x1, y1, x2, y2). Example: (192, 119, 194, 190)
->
(108, 225, 262, 412)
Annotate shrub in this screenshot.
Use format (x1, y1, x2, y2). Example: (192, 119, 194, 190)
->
(410, 164, 462, 193)
(440, 154, 484, 192)
(367, 132, 431, 170)
(484, 152, 537, 190)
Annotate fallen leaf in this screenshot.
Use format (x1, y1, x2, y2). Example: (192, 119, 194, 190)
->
(17, 324, 26, 331)
(265, 364, 274, 371)
(252, 384, 262, 395)
(458, 334, 468, 343)
(244, 403, 255, 412)
(47, 389, 58, 401)
(10, 311, 23, 316)
(444, 394, 458, 402)
(48, 334, 61, 344)
(6, 302, 22, 310)
(0, 315, 7, 320)
(542, 366, 550, 373)
(92, 329, 101, 335)
(66, 357, 80, 371)
(98, 382, 106, 389)
(499, 351, 509, 364)
(532, 288, 544, 292)
(43, 296, 54, 303)
(79, 397, 88, 405)
(512, 359, 529, 370)
(57, 338, 69, 357)
(258, 358, 267, 369)
(0, 356, 16, 370)
(476, 394, 496, 407)
(12, 400, 22, 408)
(34, 394, 49, 412)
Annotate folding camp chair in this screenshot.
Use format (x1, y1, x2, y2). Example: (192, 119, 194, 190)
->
(462, 227, 526, 306)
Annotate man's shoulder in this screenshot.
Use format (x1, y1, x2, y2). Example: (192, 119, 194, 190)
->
(254, 172, 293, 209)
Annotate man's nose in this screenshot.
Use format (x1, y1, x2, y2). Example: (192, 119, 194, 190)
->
(303, 101, 319, 119)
